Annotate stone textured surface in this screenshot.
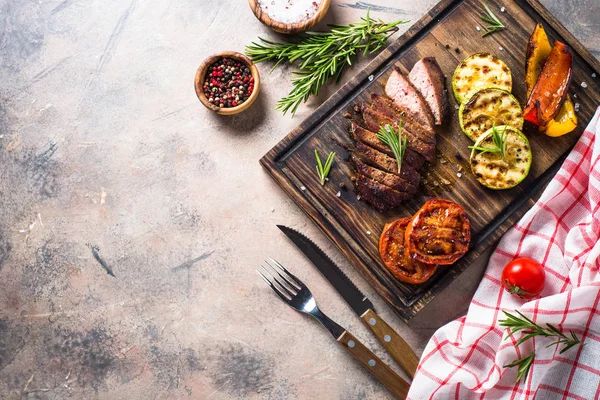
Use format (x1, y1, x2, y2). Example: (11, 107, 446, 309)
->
(0, 0, 598, 398)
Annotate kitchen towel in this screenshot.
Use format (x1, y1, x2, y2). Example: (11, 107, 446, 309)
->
(408, 107, 600, 400)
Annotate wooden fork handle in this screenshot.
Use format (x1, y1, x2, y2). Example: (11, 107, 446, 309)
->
(361, 309, 419, 379)
(338, 331, 410, 399)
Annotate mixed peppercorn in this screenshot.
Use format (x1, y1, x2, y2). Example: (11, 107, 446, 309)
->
(203, 57, 254, 108)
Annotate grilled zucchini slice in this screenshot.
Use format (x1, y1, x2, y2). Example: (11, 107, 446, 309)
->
(452, 53, 512, 103)
(459, 87, 524, 142)
(470, 126, 531, 190)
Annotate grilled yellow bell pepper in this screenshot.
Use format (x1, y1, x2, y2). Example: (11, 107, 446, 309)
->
(542, 95, 578, 137)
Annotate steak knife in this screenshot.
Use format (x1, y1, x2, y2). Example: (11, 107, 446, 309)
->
(277, 225, 419, 379)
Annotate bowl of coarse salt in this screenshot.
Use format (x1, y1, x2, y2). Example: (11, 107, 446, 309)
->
(248, 0, 331, 34)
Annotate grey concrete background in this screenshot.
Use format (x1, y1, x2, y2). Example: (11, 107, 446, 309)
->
(0, 0, 598, 399)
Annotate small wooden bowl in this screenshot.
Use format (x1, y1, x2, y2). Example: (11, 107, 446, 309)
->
(194, 51, 260, 116)
(248, 0, 331, 34)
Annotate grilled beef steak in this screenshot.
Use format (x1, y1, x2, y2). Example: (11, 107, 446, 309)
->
(370, 94, 436, 144)
(408, 58, 447, 125)
(345, 60, 444, 211)
(356, 174, 411, 212)
(353, 156, 417, 194)
(385, 67, 435, 130)
(353, 141, 421, 186)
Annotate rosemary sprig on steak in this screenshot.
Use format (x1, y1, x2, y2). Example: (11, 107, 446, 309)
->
(377, 123, 407, 175)
(245, 10, 408, 116)
(314, 150, 336, 186)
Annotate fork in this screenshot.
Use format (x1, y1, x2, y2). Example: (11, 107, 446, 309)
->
(257, 258, 410, 399)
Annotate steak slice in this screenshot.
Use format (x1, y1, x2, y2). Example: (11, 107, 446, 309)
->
(362, 106, 436, 162)
(409, 58, 447, 125)
(350, 122, 425, 170)
(354, 141, 421, 186)
(385, 67, 435, 130)
(353, 156, 417, 194)
(356, 174, 410, 212)
(370, 94, 435, 144)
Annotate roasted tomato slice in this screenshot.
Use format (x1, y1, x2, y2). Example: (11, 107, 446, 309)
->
(379, 217, 438, 284)
(405, 199, 471, 265)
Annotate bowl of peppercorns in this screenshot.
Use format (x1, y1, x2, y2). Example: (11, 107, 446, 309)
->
(194, 51, 260, 115)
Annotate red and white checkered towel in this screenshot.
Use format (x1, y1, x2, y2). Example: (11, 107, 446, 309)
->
(408, 107, 600, 400)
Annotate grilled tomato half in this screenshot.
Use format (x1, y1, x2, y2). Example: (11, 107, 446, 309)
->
(379, 217, 438, 284)
(405, 199, 471, 265)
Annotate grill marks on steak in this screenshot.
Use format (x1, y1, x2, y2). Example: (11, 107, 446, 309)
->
(350, 123, 425, 170)
(354, 142, 421, 185)
(353, 156, 417, 194)
(408, 58, 447, 126)
(385, 67, 435, 130)
(346, 58, 444, 211)
(361, 106, 436, 162)
(370, 94, 436, 145)
(356, 174, 411, 212)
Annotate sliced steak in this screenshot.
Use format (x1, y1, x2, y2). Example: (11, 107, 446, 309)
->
(356, 174, 410, 212)
(350, 122, 425, 170)
(409, 57, 447, 125)
(353, 156, 417, 194)
(361, 106, 436, 162)
(385, 67, 435, 130)
(370, 94, 435, 144)
(354, 141, 421, 187)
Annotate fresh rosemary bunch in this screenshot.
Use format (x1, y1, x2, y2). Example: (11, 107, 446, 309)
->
(315, 149, 335, 185)
(377, 123, 407, 174)
(246, 10, 408, 116)
(480, 3, 505, 37)
(500, 310, 583, 382)
(469, 124, 509, 162)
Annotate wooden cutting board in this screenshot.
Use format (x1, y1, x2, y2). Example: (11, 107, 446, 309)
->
(260, 0, 600, 321)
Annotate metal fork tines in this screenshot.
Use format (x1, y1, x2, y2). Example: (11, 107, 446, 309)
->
(257, 257, 410, 399)
(257, 257, 344, 338)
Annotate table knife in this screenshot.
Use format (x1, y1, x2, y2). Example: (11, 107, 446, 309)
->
(277, 225, 419, 379)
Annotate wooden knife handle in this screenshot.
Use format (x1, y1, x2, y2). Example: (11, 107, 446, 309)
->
(338, 330, 410, 399)
(361, 309, 419, 379)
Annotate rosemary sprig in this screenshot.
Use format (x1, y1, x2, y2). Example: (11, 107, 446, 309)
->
(500, 311, 582, 351)
(377, 123, 407, 174)
(480, 3, 505, 37)
(246, 10, 408, 116)
(469, 124, 509, 162)
(500, 311, 583, 382)
(503, 351, 535, 383)
(315, 149, 335, 185)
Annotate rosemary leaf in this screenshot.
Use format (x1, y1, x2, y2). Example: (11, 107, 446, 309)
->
(480, 3, 505, 37)
(315, 149, 336, 185)
(504, 351, 534, 383)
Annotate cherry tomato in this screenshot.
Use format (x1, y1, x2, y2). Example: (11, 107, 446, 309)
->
(501, 258, 545, 299)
